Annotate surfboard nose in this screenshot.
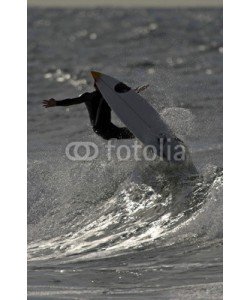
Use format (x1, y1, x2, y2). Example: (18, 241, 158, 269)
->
(91, 71, 102, 80)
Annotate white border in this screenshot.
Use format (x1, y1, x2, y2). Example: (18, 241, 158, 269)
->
(1, 0, 27, 299)
(224, 1, 250, 299)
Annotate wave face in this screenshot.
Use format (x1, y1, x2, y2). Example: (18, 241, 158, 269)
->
(28, 150, 222, 262)
(28, 6, 222, 298)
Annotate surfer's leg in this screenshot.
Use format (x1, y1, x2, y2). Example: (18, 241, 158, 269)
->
(105, 123, 134, 140)
(115, 126, 135, 139)
(93, 123, 134, 140)
(93, 100, 134, 139)
(94, 99, 111, 128)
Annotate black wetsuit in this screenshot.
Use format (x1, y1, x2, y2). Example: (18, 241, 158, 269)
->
(56, 90, 134, 140)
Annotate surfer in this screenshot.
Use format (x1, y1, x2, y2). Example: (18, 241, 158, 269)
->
(42, 82, 148, 140)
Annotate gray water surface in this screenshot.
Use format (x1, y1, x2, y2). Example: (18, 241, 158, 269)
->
(28, 7, 223, 299)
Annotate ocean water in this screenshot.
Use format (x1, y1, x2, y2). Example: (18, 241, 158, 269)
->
(27, 7, 223, 299)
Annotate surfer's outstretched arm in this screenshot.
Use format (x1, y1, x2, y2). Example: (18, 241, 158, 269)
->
(42, 92, 95, 108)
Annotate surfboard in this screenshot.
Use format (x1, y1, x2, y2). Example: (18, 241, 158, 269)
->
(91, 71, 193, 167)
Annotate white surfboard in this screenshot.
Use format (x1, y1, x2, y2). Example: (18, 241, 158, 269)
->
(91, 71, 193, 167)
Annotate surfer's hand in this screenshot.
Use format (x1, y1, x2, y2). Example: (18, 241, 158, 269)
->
(134, 84, 149, 93)
(42, 98, 57, 108)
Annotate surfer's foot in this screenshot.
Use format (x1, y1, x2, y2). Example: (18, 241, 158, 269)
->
(117, 127, 135, 139)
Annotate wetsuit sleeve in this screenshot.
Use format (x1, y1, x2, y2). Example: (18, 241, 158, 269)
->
(56, 92, 95, 106)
